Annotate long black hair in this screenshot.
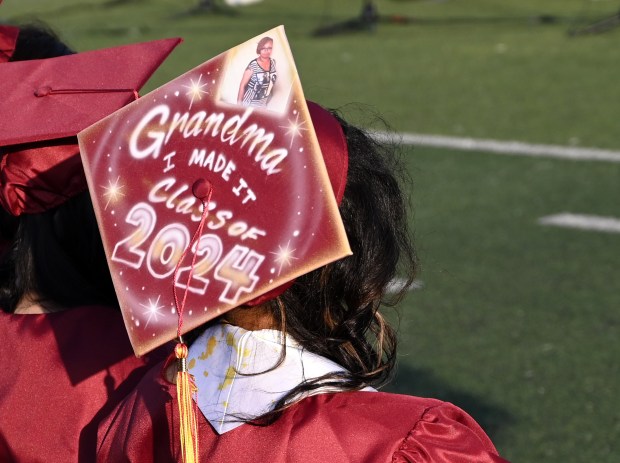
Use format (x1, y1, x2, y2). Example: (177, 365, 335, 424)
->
(0, 192, 119, 312)
(9, 23, 74, 62)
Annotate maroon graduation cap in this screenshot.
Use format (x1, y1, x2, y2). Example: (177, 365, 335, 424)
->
(78, 26, 352, 357)
(0, 37, 181, 216)
(0, 24, 19, 62)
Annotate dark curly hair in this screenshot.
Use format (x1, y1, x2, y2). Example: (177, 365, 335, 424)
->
(202, 109, 417, 424)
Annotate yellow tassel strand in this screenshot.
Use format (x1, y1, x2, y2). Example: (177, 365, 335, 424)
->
(175, 342, 199, 463)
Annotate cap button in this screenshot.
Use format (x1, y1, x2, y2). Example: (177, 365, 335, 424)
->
(34, 86, 53, 97)
(192, 178, 212, 200)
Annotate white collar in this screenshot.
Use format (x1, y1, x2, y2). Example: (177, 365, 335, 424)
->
(187, 323, 373, 434)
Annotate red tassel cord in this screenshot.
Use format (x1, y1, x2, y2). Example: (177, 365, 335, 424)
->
(172, 178, 213, 463)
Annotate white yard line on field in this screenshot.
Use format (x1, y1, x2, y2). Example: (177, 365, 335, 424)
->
(373, 132, 620, 163)
(538, 213, 620, 234)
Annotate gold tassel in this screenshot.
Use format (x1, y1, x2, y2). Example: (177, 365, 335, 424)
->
(175, 342, 199, 463)
(172, 181, 211, 463)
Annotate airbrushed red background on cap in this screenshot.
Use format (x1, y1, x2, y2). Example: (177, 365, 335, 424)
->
(78, 26, 351, 356)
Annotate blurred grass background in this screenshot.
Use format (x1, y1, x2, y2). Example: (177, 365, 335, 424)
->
(2, 0, 619, 461)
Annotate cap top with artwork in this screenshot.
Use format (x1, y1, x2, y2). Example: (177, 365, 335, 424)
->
(0, 37, 181, 216)
(78, 26, 352, 356)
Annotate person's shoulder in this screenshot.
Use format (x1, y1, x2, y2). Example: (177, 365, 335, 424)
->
(284, 391, 509, 463)
(292, 391, 443, 431)
(309, 390, 441, 414)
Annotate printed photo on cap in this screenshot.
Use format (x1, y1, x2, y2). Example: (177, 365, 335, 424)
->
(218, 27, 293, 114)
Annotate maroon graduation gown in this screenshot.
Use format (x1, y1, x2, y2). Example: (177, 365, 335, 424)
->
(0, 306, 165, 462)
(97, 361, 510, 462)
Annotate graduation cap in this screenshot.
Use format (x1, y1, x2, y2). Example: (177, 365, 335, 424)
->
(0, 37, 181, 216)
(0, 24, 19, 62)
(78, 26, 351, 356)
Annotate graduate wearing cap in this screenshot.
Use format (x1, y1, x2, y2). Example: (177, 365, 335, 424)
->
(94, 101, 508, 463)
(83, 27, 508, 463)
(0, 25, 181, 462)
(78, 26, 508, 458)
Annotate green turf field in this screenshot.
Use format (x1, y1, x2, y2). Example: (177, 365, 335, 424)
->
(2, 1, 619, 461)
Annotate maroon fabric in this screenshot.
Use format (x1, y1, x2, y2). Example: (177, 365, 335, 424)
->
(0, 37, 181, 216)
(306, 100, 348, 204)
(0, 38, 181, 147)
(97, 362, 510, 463)
(0, 306, 168, 462)
(244, 101, 349, 307)
(0, 138, 86, 215)
(0, 25, 18, 62)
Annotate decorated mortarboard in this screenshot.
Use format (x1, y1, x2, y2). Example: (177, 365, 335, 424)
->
(79, 24, 351, 355)
(0, 37, 181, 215)
(0, 24, 19, 62)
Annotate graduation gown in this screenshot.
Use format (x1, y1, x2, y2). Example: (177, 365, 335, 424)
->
(97, 364, 508, 462)
(0, 306, 164, 462)
(97, 325, 509, 463)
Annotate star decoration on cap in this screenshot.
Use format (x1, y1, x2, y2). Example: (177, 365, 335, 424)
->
(272, 241, 297, 275)
(141, 295, 165, 327)
(102, 176, 126, 210)
(183, 74, 208, 110)
(282, 112, 308, 148)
